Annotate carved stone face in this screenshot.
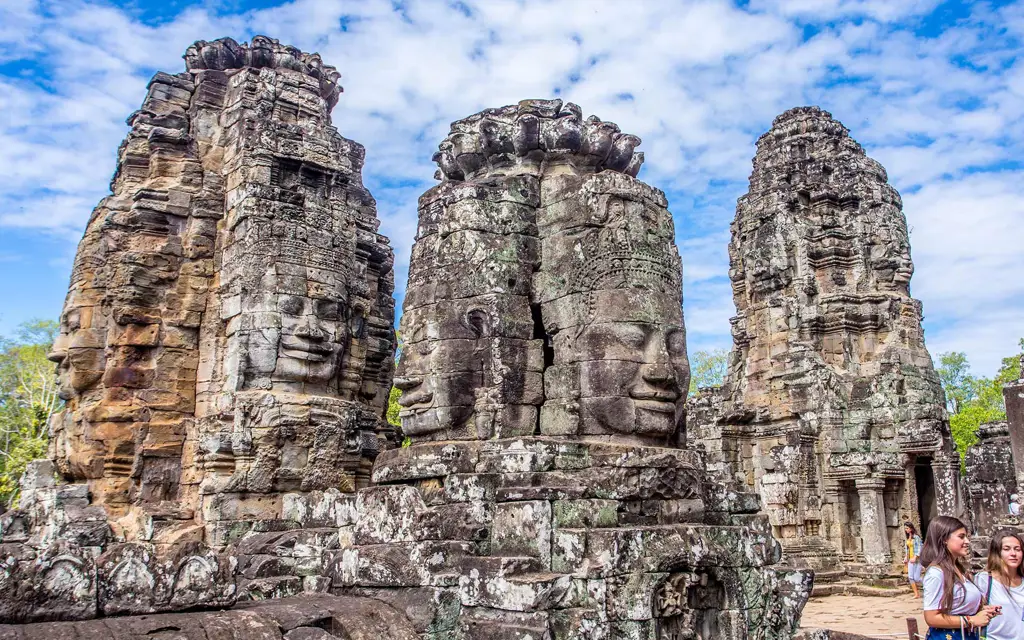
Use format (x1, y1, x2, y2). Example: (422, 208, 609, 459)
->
(574, 322, 688, 437)
(394, 309, 490, 437)
(539, 177, 688, 441)
(237, 265, 349, 394)
(49, 306, 106, 401)
(272, 293, 346, 387)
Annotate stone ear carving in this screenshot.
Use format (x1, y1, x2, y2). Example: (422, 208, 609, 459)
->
(464, 309, 490, 338)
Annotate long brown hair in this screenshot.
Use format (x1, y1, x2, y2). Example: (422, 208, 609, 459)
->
(919, 515, 972, 614)
(986, 529, 1024, 586)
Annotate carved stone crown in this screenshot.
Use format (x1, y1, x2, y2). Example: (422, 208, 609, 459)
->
(432, 99, 645, 182)
(758, 105, 854, 150)
(574, 223, 681, 296)
(184, 36, 342, 104)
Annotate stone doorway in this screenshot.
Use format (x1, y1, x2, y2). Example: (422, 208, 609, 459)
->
(915, 456, 937, 535)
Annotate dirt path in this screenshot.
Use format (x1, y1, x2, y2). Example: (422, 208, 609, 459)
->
(800, 594, 926, 638)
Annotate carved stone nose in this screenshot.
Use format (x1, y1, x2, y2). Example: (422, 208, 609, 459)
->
(642, 364, 674, 385)
(47, 335, 69, 364)
(47, 347, 68, 364)
(295, 316, 326, 340)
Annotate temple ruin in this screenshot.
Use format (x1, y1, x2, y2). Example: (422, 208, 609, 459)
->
(687, 107, 964, 584)
(0, 37, 814, 638)
(1, 36, 396, 622)
(0, 31, 983, 637)
(964, 355, 1024, 536)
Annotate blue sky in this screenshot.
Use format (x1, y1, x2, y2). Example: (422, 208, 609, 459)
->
(1, 0, 1022, 376)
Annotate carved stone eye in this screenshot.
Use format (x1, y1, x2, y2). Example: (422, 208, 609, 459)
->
(315, 300, 339, 321)
(279, 295, 304, 315)
(63, 309, 82, 331)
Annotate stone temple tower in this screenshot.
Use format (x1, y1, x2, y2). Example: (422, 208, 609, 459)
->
(43, 36, 396, 548)
(688, 107, 962, 577)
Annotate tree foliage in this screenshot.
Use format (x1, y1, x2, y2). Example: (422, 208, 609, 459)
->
(936, 351, 973, 415)
(387, 330, 403, 429)
(688, 348, 730, 395)
(0, 319, 61, 506)
(938, 339, 1023, 466)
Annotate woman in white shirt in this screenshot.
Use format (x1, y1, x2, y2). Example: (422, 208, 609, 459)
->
(921, 516, 998, 639)
(974, 530, 1024, 640)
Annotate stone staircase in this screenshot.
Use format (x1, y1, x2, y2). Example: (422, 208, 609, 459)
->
(810, 566, 911, 598)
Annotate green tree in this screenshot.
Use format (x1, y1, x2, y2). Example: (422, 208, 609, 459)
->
(936, 351, 974, 415)
(0, 319, 61, 505)
(940, 340, 1024, 466)
(688, 348, 730, 395)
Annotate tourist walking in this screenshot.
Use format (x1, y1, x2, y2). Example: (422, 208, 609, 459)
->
(921, 515, 998, 639)
(906, 522, 924, 598)
(974, 530, 1024, 640)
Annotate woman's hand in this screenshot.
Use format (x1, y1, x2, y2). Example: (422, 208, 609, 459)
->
(968, 610, 994, 627)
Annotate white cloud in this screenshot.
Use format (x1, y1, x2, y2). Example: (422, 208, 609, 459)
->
(1, 0, 1022, 374)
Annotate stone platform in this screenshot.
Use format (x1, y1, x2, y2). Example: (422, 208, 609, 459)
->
(329, 437, 812, 639)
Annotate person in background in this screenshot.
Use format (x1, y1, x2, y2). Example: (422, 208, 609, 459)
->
(1008, 494, 1020, 517)
(974, 530, 1024, 640)
(921, 515, 998, 639)
(906, 521, 924, 598)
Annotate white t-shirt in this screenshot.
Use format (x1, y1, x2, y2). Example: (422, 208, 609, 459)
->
(974, 572, 1024, 640)
(1009, 502, 1021, 516)
(923, 566, 983, 615)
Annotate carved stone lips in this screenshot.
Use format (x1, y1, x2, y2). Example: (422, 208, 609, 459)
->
(281, 338, 336, 361)
(398, 389, 433, 412)
(633, 399, 677, 413)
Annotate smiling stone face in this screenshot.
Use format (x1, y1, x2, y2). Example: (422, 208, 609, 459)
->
(272, 293, 346, 388)
(537, 172, 689, 444)
(569, 321, 689, 437)
(400, 101, 688, 445)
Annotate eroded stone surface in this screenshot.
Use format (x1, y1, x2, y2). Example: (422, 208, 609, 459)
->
(686, 107, 962, 574)
(396, 99, 688, 446)
(0, 594, 418, 639)
(1, 36, 394, 623)
(41, 35, 394, 546)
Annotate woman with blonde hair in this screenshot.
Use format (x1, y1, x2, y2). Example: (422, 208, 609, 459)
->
(921, 516, 998, 639)
(973, 529, 1024, 640)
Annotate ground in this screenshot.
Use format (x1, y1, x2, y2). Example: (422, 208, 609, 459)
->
(800, 594, 926, 638)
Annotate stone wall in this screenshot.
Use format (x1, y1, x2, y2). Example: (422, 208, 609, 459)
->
(687, 107, 962, 574)
(964, 422, 1017, 534)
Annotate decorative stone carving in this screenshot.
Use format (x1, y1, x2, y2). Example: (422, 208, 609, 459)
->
(42, 36, 394, 547)
(687, 106, 962, 574)
(396, 99, 688, 445)
(336, 101, 809, 640)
